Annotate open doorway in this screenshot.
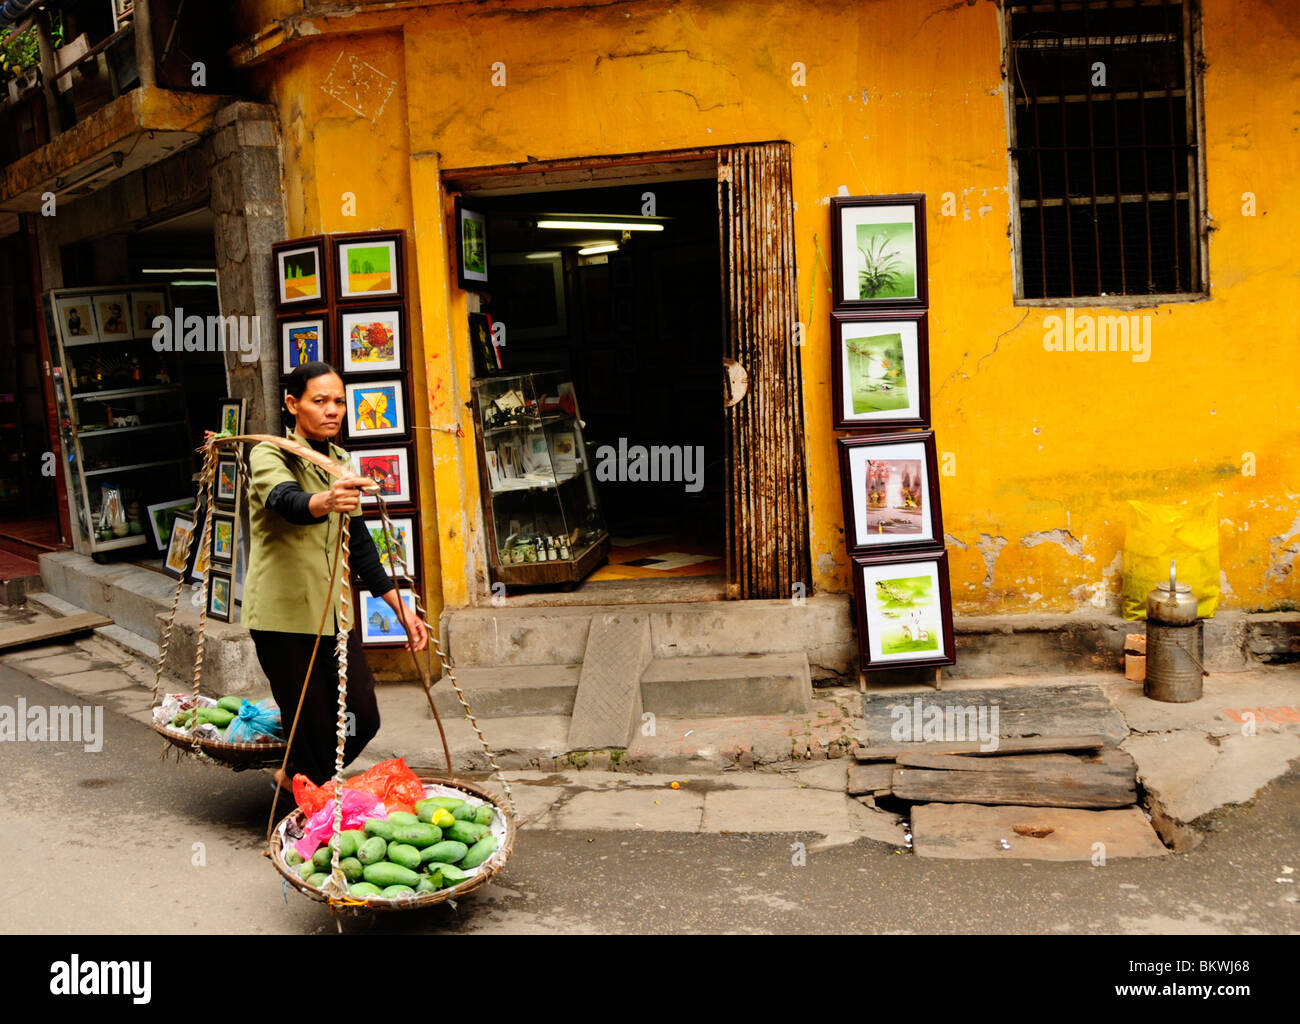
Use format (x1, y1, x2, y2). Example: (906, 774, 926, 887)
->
(468, 179, 725, 590)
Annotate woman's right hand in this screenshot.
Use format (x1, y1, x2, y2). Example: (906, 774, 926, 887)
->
(308, 475, 371, 516)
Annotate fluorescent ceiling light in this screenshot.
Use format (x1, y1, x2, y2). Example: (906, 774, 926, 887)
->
(537, 219, 663, 232)
(578, 243, 619, 256)
(52, 151, 124, 196)
(524, 251, 562, 259)
(169, 280, 219, 287)
(142, 267, 216, 274)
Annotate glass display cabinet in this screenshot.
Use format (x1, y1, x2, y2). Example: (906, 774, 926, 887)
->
(43, 285, 193, 556)
(471, 371, 609, 588)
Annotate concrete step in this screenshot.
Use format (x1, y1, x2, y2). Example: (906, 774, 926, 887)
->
(427, 664, 582, 718)
(443, 598, 857, 683)
(640, 652, 813, 716)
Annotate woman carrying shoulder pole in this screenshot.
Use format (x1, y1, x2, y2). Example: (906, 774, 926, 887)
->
(240, 361, 428, 803)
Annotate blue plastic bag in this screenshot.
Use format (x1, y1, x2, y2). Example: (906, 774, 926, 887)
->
(224, 698, 284, 743)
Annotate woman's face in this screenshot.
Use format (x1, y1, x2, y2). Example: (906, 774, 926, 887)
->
(286, 372, 345, 441)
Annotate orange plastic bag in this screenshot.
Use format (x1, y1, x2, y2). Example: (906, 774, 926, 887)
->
(293, 757, 426, 817)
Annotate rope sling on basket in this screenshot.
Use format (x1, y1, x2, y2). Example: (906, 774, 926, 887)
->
(149, 433, 517, 912)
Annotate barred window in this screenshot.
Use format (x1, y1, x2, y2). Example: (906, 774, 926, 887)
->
(1006, 0, 1206, 300)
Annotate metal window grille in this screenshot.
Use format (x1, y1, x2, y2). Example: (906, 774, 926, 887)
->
(1006, 0, 1204, 300)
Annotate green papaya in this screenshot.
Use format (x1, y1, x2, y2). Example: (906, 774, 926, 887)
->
(380, 885, 416, 899)
(473, 805, 496, 827)
(307, 872, 329, 889)
(361, 862, 421, 888)
(460, 835, 498, 870)
(349, 882, 382, 898)
(363, 818, 396, 840)
(446, 820, 490, 845)
(385, 843, 422, 871)
(311, 846, 334, 872)
(285, 848, 304, 867)
(418, 796, 467, 815)
(437, 863, 470, 886)
(386, 811, 420, 826)
(450, 802, 478, 821)
(339, 857, 363, 882)
(391, 823, 440, 848)
(420, 840, 468, 864)
(217, 696, 244, 714)
(330, 830, 366, 858)
(196, 707, 235, 728)
(295, 862, 315, 881)
(357, 836, 388, 865)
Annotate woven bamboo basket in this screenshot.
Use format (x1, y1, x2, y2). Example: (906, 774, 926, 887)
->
(269, 776, 517, 913)
(151, 720, 289, 771)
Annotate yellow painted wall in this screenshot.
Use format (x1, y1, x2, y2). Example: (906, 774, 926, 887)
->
(235, 0, 1300, 616)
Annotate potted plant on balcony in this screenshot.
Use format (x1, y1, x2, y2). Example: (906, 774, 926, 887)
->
(0, 16, 64, 105)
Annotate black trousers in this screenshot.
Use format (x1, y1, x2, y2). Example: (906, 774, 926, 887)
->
(250, 624, 381, 786)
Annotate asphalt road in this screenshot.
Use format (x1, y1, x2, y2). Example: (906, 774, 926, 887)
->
(2, 661, 1298, 936)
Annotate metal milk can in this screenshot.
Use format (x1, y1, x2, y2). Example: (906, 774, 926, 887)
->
(1144, 558, 1204, 702)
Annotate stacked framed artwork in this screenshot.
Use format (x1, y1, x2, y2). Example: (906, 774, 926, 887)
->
(830, 194, 955, 676)
(272, 231, 422, 648)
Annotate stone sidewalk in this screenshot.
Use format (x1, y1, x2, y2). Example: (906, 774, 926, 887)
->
(2, 598, 1298, 855)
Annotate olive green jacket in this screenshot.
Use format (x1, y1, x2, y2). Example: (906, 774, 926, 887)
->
(241, 429, 360, 635)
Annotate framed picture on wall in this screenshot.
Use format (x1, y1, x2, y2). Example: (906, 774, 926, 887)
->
(280, 317, 327, 371)
(455, 197, 489, 291)
(340, 308, 403, 374)
(210, 512, 237, 567)
(162, 510, 197, 579)
(344, 378, 407, 441)
(207, 570, 235, 623)
(187, 512, 213, 583)
(831, 194, 928, 309)
(488, 252, 566, 340)
(354, 445, 413, 506)
(356, 587, 419, 646)
(214, 454, 240, 509)
(273, 236, 328, 309)
(93, 294, 132, 341)
(838, 431, 943, 553)
(832, 311, 930, 430)
(130, 291, 166, 337)
(146, 497, 196, 550)
(853, 549, 955, 671)
(361, 515, 419, 579)
(334, 231, 403, 302)
(54, 296, 98, 345)
(218, 397, 248, 437)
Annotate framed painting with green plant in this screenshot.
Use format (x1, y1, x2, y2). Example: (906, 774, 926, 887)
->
(831, 194, 928, 309)
(334, 230, 404, 303)
(853, 549, 954, 671)
(272, 236, 328, 309)
(832, 311, 929, 430)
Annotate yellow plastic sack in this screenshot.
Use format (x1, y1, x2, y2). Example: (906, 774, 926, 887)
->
(1121, 497, 1219, 620)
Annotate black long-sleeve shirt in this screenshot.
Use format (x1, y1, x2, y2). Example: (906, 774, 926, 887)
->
(264, 440, 396, 599)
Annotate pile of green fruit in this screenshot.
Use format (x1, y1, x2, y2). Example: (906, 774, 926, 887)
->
(170, 696, 244, 731)
(284, 795, 500, 900)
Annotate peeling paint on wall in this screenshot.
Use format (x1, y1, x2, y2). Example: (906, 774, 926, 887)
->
(976, 533, 1008, 588)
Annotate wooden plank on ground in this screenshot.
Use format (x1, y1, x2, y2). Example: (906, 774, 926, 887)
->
(0, 612, 113, 651)
(853, 734, 1109, 762)
(847, 762, 894, 795)
(892, 759, 1136, 809)
(894, 751, 1092, 772)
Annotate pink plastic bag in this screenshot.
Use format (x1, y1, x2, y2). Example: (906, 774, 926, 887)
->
(293, 789, 387, 860)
